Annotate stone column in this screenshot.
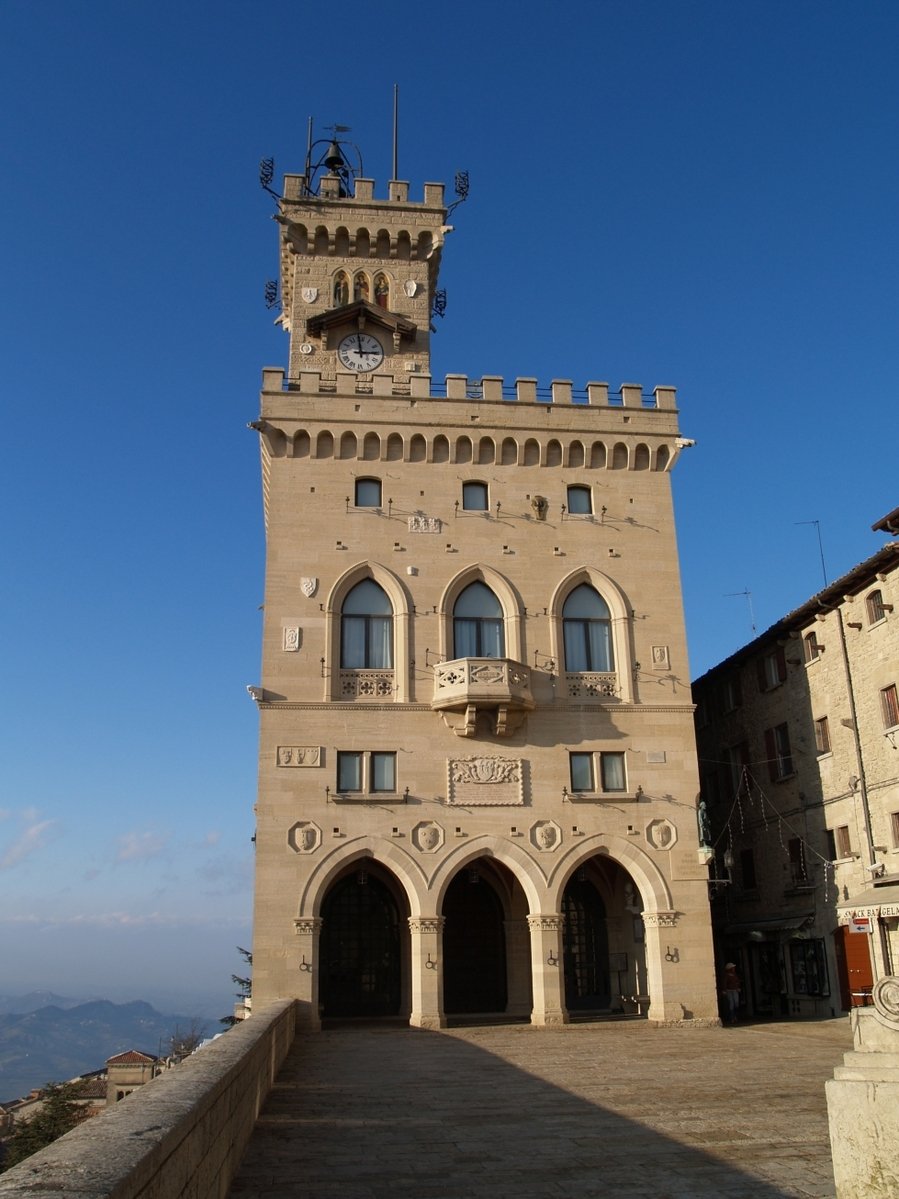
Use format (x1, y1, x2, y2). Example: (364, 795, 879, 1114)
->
(292, 917, 323, 1031)
(504, 919, 532, 1017)
(826, 976, 899, 1198)
(642, 911, 690, 1023)
(408, 916, 446, 1030)
(527, 913, 568, 1026)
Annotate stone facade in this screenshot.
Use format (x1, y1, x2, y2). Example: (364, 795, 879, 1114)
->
(249, 154, 718, 1028)
(693, 539, 899, 1019)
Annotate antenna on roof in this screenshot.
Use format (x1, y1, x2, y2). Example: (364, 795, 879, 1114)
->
(795, 519, 828, 588)
(725, 588, 756, 636)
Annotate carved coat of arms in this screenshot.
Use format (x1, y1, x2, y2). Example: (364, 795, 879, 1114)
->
(301, 577, 318, 598)
(301, 287, 318, 303)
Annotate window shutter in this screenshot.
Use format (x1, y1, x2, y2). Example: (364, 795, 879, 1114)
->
(776, 646, 787, 682)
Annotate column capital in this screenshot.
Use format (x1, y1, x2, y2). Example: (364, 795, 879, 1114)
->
(293, 917, 323, 935)
(408, 916, 446, 934)
(642, 910, 679, 928)
(527, 913, 565, 933)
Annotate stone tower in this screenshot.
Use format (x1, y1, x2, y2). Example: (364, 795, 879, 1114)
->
(249, 135, 718, 1028)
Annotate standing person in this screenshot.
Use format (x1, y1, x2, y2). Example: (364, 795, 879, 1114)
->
(721, 961, 741, 1024)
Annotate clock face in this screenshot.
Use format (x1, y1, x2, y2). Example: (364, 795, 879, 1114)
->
(337, 332, 384, 372)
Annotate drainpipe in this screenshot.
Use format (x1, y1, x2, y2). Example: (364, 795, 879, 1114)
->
(829, 604, 889, 976)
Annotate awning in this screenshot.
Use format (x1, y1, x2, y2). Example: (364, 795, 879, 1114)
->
(836, 882, 899, 920)
(723, 915, 813, 938)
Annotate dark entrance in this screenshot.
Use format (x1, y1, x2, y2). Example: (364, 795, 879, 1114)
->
(320, 871, 401, 1017)
(443, 869, 508, 1014)
(562, 876, 611, 1010)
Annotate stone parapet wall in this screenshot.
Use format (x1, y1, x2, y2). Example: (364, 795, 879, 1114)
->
(0, 999, 296, 1199)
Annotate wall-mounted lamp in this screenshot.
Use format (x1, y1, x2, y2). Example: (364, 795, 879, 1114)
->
(547, 950, 559, 967)
(665, 946, 679, 963)
(425, 953, 437, 970)
(299, 955, 311, 973)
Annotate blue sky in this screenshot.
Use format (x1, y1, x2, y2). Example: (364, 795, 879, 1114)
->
(1, 1, 897, 1018)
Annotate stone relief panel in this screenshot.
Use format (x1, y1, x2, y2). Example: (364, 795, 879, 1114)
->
(408, 515, 442, 533)
(282, 627, 300, 652)
(447, 757, 524, 806)
(646, 818, 678, 850)
(277, 746, 322, 767)
(300, 577, 318, 598)
(287, 821, 321, 854)
(651, 645, 670, 670)
(413, 821, 445, 853)
(531, 820, 561, 852)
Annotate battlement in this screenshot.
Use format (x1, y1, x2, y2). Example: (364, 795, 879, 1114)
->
(283, 175, 445, 208)
(261, 368, 676, 410)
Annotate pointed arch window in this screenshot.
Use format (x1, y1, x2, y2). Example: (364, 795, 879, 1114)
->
(563, 585, 613, 672)
(341, 579, 393, 668)
(453, 582, 505, 658)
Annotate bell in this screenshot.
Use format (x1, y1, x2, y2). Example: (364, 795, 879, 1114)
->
(323, 140, 343, 172)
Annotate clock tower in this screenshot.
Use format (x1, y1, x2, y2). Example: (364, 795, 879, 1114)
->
(249, 129, 719, 1031)
(273, 135, 449, 381)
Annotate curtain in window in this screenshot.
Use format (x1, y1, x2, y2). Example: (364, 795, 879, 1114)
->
(341, 580, 394, 668)
(453, 582, 505, 658)
(562, 585, 613, 671)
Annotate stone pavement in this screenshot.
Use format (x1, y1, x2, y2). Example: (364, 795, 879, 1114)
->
(227, 1017, 851, 1199)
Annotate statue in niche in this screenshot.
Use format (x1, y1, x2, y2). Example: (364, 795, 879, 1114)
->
(624, 881, 643, 913)
(697, 800, 711, 847)
(333, 272, 349, 306)
(353, 272, 370, 302)
(374, 274, 389, 308)
(531, 495, 549, 521)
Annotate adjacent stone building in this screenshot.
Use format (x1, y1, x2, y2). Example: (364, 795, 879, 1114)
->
(693, 528, 899, 1018)
(248, 136, 718, 1028)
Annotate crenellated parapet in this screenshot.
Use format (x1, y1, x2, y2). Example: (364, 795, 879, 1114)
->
(261, 367, 677, 410)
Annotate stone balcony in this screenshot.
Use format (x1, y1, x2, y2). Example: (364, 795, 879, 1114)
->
(431, 657, 535, 737)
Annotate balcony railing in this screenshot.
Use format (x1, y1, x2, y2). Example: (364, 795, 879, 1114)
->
(565, 671, 618, 700)
(432, 657, 535, 736)
(338, 669, 395, 700)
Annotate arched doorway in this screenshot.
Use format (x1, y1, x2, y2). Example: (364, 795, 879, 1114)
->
(443, 865, 508, 1014)
(562, 874, 611, 1010)
(320, 869, 403, 1017)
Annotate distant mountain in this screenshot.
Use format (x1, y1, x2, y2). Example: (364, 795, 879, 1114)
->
(0, 1000, 206, 1103)
(0, 992, 89, 1016)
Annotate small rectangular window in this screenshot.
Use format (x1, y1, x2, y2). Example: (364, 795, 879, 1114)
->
(336, 750, 397, 796)
(814, 716, 831, 755)
(881, 684, 899, 729)
(758, 647, 787, 691)
(765, 723, 793, 780)
(803, 631, 820, 663)
(371, 752, 396, 792)
(462, 481, 488, 511)
(566, 485, 592, 515)
(600, 752, 626, 792)
(354, 478, 382, 507)
(835, 825, 852, 859)
(891, 811, 899, 849)
(788, 837, 807, 884)
(722, 676, 741, 711)
(867, 590, 887, 624)
(337, 751, 362, 792)
(570, 752, 594, 793)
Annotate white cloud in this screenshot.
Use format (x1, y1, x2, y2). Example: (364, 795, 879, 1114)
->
(0, 814, 56, 870)
(115, 830, 170, 863)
